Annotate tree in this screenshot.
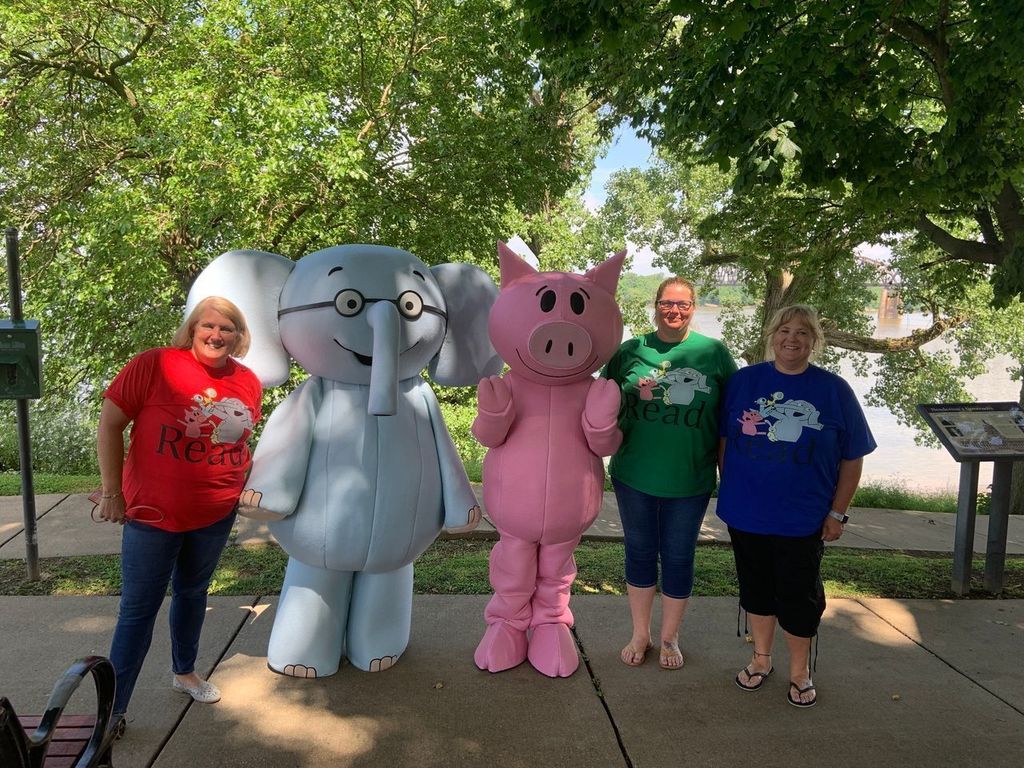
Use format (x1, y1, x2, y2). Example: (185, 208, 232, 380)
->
(521, 0, 1024, 302)
(0, 0, 591, 401)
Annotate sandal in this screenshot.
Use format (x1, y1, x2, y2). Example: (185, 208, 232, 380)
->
(659, 640, 684, 670)
(735, 664, 774, 691)
(620, 640, 653, 667)
(787, 681, 817, 708)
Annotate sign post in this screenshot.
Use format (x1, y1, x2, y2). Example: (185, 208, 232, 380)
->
(3, 227, 42, 580)
(917, 402, 1024, 595)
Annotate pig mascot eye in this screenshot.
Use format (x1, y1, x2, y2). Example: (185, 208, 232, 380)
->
(570, 292, 586, 315)
(540, 290, 556, 312)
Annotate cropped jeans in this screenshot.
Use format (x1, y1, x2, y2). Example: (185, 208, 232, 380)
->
(611, 478, 711, 599)
(109, 510, 235, 715)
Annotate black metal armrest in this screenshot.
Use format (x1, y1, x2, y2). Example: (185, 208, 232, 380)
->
(21, 655, 116, 768)
(0, 696, 31, 768)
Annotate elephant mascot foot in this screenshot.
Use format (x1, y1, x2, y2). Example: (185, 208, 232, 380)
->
(474, 622, 528, 672)
(266, 559, 412, 678)
(527, 623, 579, 678)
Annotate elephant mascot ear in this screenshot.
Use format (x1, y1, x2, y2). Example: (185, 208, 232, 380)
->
(428, 263, 503, 386)
(186, 249, 296, 387)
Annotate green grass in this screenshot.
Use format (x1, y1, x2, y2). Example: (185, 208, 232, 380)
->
(0, 473, 100, 495)
(852, 481, 959, 514)
(2, 539, 1021, 600)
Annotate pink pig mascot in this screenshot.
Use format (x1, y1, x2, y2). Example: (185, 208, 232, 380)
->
(472, 241, 625, 677)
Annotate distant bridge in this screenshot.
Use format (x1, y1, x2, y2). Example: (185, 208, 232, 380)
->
(710, 254, 901, 316)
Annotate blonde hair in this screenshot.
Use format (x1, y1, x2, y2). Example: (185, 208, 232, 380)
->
(655, 276, 697, 304)
(764, 304, 825, 358)
(172, 296, 251, 358)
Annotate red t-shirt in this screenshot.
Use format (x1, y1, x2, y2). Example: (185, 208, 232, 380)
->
(104, 347, 262, 531)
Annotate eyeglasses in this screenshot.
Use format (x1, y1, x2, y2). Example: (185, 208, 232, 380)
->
(656, 300, 694, 311)
(278, 289, 447, 322)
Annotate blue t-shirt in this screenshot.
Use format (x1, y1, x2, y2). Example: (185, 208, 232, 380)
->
(716, 362, 876, 536)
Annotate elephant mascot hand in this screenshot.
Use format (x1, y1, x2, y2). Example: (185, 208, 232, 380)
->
(238, 489, 286, 521)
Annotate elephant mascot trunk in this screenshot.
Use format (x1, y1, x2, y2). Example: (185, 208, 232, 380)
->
(366, 299, 401, 416)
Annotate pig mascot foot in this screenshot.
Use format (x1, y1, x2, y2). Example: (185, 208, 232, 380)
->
(474, 622, 528, 672)
(527, 623, 579, 678)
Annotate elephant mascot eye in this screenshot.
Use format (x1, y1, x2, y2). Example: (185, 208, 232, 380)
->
(334, 289, 365, 317)
(396, 290, 425, 319)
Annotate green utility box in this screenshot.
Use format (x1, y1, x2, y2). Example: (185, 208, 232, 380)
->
(0, 319, 41, 399)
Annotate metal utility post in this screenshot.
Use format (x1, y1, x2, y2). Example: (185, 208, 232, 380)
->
(4, 227, 40, 579)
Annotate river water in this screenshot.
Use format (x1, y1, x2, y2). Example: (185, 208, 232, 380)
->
(686, 307, 1021, 493)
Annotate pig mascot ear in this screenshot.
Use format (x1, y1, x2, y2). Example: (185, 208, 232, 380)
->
(584, 249, 627, 294)
(186, 249, 296, 387)
(428, 263, 503, 385)
(497, 240, 538, 287)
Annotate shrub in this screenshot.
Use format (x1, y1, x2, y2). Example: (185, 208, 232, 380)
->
(0, 400, 100, 474)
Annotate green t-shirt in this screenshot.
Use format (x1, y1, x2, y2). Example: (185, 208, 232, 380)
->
(604, 331, 737, 497)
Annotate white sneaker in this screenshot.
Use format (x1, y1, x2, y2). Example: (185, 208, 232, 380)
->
(171, 676, 221, 703)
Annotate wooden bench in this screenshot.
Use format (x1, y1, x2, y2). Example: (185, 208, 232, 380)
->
(0, 656, 116, 768)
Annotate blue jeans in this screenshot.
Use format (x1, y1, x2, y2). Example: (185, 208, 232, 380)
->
(109, 510, 235, 715)
(611, 478, 711, 599)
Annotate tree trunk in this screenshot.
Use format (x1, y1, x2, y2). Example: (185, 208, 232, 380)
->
(743, 268, 789, 363)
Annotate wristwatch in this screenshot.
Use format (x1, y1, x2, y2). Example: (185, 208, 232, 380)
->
(828, 510, 849, 524)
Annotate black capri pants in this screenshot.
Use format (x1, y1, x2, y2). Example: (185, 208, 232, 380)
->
(728, 525, 825, 639)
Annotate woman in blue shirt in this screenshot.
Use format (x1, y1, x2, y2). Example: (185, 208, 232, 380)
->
(717, 304, 875, 708)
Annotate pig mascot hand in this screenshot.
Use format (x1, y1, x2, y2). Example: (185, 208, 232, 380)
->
(187, 244, 500, 678)
(473, 241, 625, 677)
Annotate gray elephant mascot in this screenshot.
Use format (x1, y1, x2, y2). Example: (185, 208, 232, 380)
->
(186, 244, 501, 678)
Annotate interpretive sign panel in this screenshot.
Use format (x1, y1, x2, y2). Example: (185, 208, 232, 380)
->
(917, 402, 1024, 462)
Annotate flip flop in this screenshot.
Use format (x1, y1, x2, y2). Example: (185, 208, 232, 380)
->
(620, 641, 653, 667)
(659, 641, 684, 670)
(787, 681, 817, 708)
(735, 664, 774, 691)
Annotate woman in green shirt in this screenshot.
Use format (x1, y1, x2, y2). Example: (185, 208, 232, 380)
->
(604, 277, 736, 669)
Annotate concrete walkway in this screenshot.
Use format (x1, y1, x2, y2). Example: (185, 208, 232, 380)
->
(1, 493, 1023, 767)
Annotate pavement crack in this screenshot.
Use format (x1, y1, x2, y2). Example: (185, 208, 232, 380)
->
(147, 595, 264, 767)
(856, 598, 1024, 719)
(572, 625, 635, 768)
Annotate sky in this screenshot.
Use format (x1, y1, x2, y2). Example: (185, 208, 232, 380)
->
(507, 124, 890, 274)
(584, 124, 654, 211)
(582, 124, 892, 272)
(584, 125, 664, 275)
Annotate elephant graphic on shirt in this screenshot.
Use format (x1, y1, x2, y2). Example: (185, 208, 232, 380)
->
(661, 367, 711, 406)
(766, 399, 824, 443)
(208, 397, 255, 444)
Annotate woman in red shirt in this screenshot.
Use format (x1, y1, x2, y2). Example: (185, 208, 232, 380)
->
(95, 296, 262, 738)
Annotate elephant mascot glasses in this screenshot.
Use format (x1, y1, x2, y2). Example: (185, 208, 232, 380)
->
(186, 244, 501, 678)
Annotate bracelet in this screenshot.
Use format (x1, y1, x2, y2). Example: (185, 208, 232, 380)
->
(101, 491, 122, 499)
